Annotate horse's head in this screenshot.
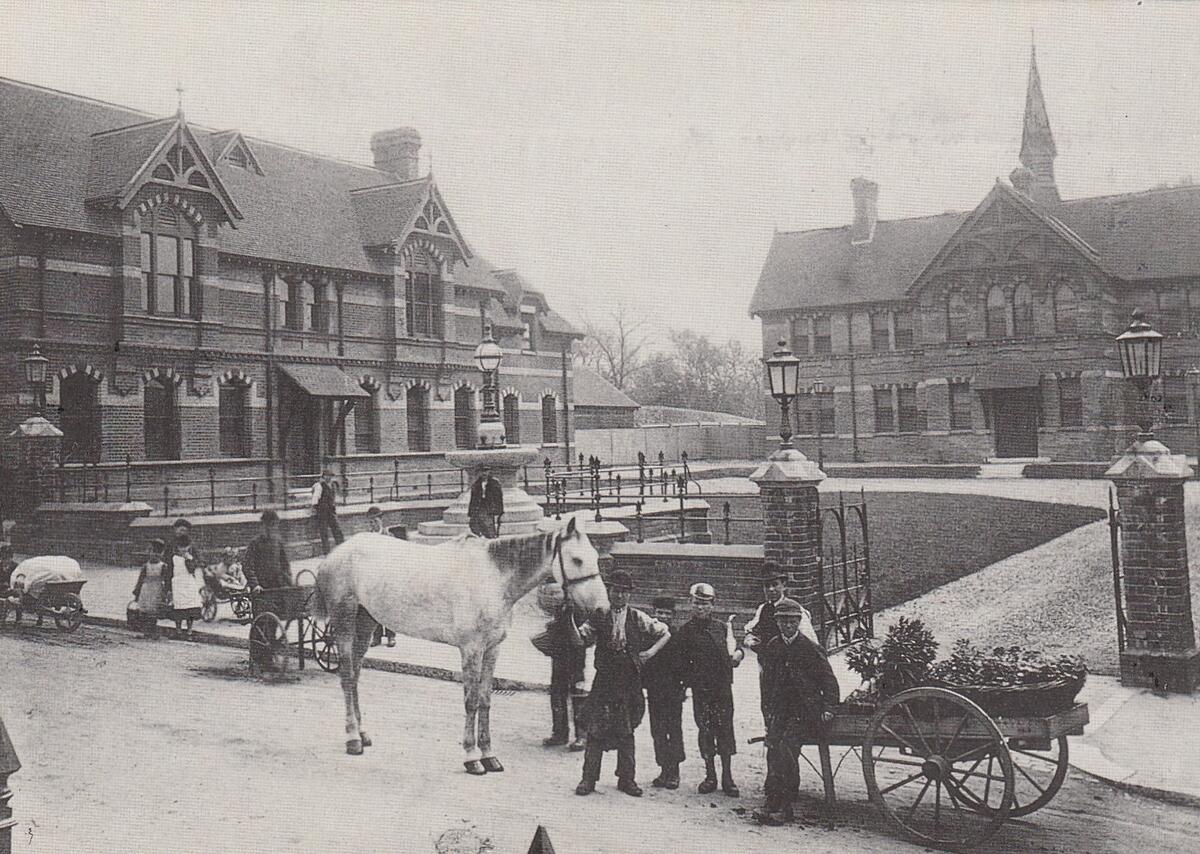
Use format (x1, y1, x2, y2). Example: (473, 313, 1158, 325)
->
(552, 517, 609, 616)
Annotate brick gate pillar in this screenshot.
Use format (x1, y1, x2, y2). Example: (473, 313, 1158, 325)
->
(750, 446, 825, 633)
(1107, 437, 1200, 692)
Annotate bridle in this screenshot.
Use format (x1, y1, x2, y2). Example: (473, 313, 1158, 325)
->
(551, 535, 601, 591)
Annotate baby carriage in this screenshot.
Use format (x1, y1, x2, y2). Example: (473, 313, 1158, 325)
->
(199, 548, 252, 622)
(3, 555, 87, 632)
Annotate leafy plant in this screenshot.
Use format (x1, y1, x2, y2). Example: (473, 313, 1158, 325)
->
(846, 617, 939, 694)
(928, 640, 1088, 687)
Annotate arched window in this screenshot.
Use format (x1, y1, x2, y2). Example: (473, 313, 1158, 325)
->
(140, 205, 197, 318)
(60, 372, 101, 463)
(1012, 279, 1033, 337)
(405, 248, 443, 338)
(985, 285, 1008, 339)
(503, 393, 521, 445)
(144, 376, 181, 460)
(947, 291, 969, 342)
(541, 395, 558, 444)
(454, 386, 476, 449)
(218, 380, 250, 457)
(1054, 282, 1078, 334)
(354, 382, 380, 454)
(406, 385, 430, 452)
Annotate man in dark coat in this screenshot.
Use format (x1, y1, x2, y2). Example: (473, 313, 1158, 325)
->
(467, 467, 504, 538)
(569, 569, 669, 797)
(310, 468, 343, 554)
(642, 595, 686, 789)
(676, 582, 744, 797)
(754, 597, 841, 826)
(541, 589, 588, 752)
(243, 510, 292, 592)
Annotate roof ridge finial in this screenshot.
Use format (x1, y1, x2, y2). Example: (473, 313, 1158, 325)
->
(175, 81, 185, 119)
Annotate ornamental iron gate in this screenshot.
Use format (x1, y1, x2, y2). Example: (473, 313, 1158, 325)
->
(1109, 487, 1128, 653)
(816, 491, 874, 652)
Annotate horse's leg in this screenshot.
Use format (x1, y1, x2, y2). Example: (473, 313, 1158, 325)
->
(334, 604, 363, 755)
(460, 645, 486, 775)
(478, 642, 504, 773)
(353, 608, 377, 747)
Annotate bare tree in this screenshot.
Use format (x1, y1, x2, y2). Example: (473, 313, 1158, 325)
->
(574, 305, 650, 390)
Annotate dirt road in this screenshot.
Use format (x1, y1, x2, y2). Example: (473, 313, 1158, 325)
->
(2, 625, 1195, 853)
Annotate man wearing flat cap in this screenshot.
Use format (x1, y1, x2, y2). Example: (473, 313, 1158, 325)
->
(568, 569, 669, 798)
(744, 563, 818, 724)
(676, 581, 744, 798)
(754, 597, 841, 826)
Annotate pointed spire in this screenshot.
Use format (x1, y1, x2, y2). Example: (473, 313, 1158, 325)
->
(1018, 39, 1059, 203)
(175, 82, 185, 120)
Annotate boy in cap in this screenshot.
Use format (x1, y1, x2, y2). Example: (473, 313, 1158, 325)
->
(754, 597, 841, 826)
(743, 563, 819, 726)
(676, 581, 744, 797)
(366, 507, 396, 647)
(541, 582, 588, 752)
(568, 569, 669, 797)
(641, 595, 686, 789)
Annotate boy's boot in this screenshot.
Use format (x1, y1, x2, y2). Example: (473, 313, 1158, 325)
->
(543, 693, 568, 747)
(720, 755, 739, 797)
(568, 692, 588, 751)
(651, 767, 669, 788)
(698, 758, 718, 794)
(664, 763, 680, 790)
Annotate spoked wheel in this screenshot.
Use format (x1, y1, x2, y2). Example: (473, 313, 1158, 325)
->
(862, 687, 1014, 850)
(313, 622, 340, 673)
(249, 612, 287, 672)
(200, 588, 218, 622)
(231, 594, 253, 621)
(997, 736, 1069, 817)
(54, 594, 85, 632)
(294, 569, 317, 587)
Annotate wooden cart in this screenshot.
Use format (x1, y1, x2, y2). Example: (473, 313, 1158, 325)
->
(802, 686, 1088, 849)
(247, 576, 338, 674)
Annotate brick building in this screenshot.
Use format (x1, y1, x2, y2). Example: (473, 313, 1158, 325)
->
(751, 48, 1200, 463)
(571, 365, 640, 429)
(0, 78, 581, 487)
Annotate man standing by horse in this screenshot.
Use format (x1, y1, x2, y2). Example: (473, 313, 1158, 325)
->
(467, 467, 504, 538)
(569, 569, 669, 797)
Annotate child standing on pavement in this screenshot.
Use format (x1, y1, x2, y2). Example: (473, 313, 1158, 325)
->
(131, 538, 168, 639)
(642, 595, 686, 789)
(675, 581, 744, 797)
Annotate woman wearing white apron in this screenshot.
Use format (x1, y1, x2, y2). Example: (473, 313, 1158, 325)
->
(167, 532, 203, 639)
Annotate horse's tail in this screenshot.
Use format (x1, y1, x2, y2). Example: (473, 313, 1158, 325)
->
(310, 548, 343, 623)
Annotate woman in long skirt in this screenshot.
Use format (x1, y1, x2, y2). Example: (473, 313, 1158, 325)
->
(167, 532, 203, 639)
(131, 538, 168, 639)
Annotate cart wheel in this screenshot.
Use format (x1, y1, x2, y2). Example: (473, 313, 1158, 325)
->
(54, 593, 85, 632)
(999, 736, 1069, 817)
(232, 594, 253, 621)
(200, 588, 218, 623)
(294, 569, 317, 587)
(249, 613, 286, 672)
(314, 623, 340, 673)
(862, 687, 1014, 850)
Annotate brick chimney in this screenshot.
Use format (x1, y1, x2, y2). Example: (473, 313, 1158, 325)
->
(850, 177, 879, 245)
(370, 127, 422, 180)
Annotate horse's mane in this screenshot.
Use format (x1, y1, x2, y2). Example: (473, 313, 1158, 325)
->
(485, 529, 557, 579)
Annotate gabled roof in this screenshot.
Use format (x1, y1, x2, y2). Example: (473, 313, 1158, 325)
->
(351, 176, 431, 247)
(572, 365, 640, 410)
(209, 130, 265, 175)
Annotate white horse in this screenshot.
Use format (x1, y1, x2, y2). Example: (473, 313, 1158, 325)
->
(314, 517, 610, 772)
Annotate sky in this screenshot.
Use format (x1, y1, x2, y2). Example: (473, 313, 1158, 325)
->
(4, 1, 1200, 354)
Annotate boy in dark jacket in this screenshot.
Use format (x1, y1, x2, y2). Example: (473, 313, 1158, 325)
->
(641, 595, 686, 789)
(675, 582, 744, 797)
(754, 597, 841, 826)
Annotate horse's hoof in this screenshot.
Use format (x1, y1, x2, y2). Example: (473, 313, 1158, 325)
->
(346, 740, 363, 756)
(481, 756, 504, 773)
(360, 733, 373, 748)
(463, 760, 487, 775)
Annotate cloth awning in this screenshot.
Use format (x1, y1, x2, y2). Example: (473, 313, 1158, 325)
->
(973, 354, 1042, 391)
(278, 364, 370, 398)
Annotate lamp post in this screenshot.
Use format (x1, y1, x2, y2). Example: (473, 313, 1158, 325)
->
(22, 345, 49, 417)
(812, 378, 826, 468)
(764, 340, 801, 450)
(1188, 366, 1200, 478)
(1114, 309, 1164, 437)
(474, 324, 504, 449)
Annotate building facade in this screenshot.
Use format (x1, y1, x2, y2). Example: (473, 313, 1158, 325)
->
(751, 49, 1200, 464)
(0, 78, 581, 481)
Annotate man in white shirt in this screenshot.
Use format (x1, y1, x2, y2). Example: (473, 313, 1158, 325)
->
(310, 468, 344, 554)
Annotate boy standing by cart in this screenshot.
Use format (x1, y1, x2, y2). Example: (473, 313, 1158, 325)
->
(642, 595, 686, 789)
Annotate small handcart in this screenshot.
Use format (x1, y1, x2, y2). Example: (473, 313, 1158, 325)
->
(799, 686, 1088, 849)
(3, 556, 87, 632)
(247, 571, 337, 674)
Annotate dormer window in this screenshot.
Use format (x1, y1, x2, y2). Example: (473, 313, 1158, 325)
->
(140, 204, 197, 318)
(226, 145, 248, 169)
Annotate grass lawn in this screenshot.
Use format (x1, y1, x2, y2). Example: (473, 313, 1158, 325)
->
(710, 491, 1105, 610)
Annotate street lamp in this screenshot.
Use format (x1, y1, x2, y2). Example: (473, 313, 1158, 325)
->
(22, 344, 49, 416)
(765, 340, 801, 449)
(812, 378, 826, 468)
(474, 323, 505, 449)
(1115, 309, 1164, 436)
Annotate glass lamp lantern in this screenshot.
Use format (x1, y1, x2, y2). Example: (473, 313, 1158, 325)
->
(22, 345, 49, 415)
(1115, 310, 1163, 396)
(764, 340, 801, 448)
(474, 325, 505, 448)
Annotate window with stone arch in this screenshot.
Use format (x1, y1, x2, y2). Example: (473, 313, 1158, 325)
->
(541, 395, 558, 444)
(406, 247, 443, 338)
(406, 385, 430, 452)
(946, 290, 969, 342)
(60, 371, 101, 463)
(144, 375, 181, 460)
(985, 284, 1008, 339)
(503, 393, 521, 444)
(140, 204, 198, 318)
(1053, 278, 1078, 335)
(1012, 277, 1034, 337)
(454, 385, 476, 449)
(354, 379, 380, 454)
(218, 377, 251, 457)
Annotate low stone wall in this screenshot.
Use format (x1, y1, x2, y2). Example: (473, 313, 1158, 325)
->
(1023, 461, 1114, 479)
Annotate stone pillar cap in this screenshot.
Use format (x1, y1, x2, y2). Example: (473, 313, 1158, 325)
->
(1106, 437, 1194, 480)
(749, 447, 826, 485)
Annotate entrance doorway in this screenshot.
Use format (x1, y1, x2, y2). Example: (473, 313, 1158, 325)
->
(990, 388, 1040, 458)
